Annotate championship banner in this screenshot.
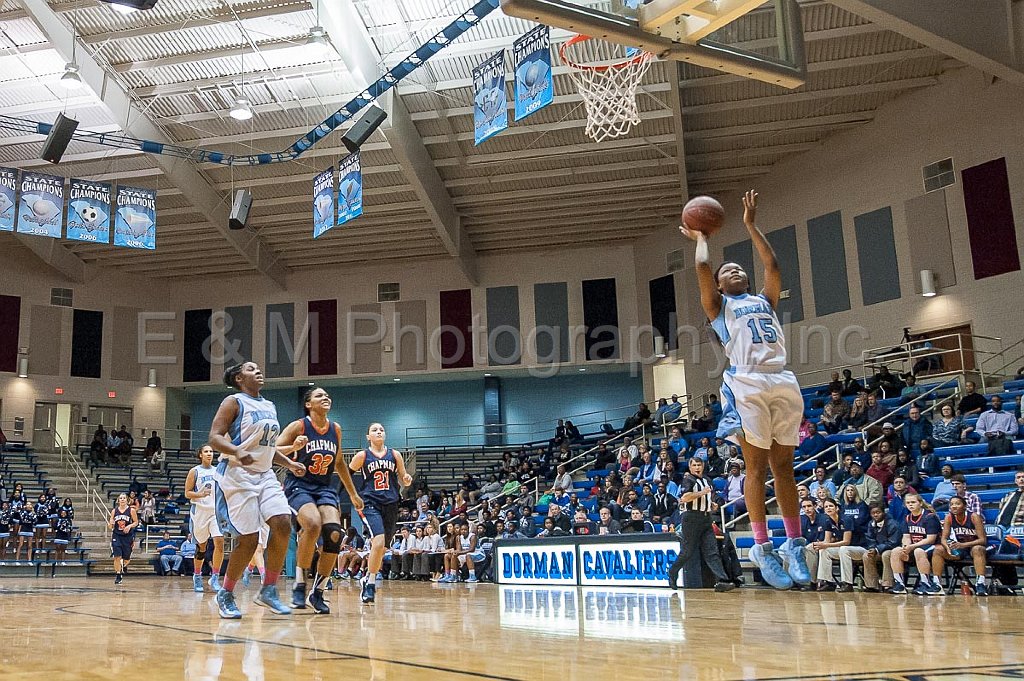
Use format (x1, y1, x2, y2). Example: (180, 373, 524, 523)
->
(0, 166, 16, 232)
(473, 50, 508, 145)
(113, 185, 157, 250)
(336, 152, 363, 227)
(513, 25, 553, 121)
(312, 166, 334, 239)
(16, 171, 64, 238)
(66, 178, 112, 244)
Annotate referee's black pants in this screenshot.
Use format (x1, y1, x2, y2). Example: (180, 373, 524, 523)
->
(668, 511, 729, 587)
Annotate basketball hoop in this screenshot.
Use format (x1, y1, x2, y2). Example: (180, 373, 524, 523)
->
(559, 34, 654, 143)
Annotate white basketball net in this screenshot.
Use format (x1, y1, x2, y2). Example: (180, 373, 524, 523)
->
(561, 38, 654, 143)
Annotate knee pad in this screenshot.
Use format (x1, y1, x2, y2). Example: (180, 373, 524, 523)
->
(321, 523, 343, 554)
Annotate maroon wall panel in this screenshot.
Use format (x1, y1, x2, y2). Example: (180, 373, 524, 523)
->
(962, 157, 1021, 280)
(307, 299, 338, 376)
(439, 289, 473, 369)
(0, 294, 20, 373)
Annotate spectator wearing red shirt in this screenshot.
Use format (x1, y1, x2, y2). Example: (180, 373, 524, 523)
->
(866, 450, 894, 490)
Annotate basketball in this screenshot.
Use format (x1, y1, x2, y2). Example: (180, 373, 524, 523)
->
(682, 195, 725, 235)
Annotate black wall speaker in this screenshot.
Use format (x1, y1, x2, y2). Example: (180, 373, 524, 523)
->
(342, 105, 388, 153)
(40, 113, 80, 164)
(229, 189, 253, 230)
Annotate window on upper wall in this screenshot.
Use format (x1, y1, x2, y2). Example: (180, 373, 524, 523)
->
(50, 287, 73, 307)
(923, 158, 955, 193)
(377, 282, 400, 302)
(666, 248, 685, 273)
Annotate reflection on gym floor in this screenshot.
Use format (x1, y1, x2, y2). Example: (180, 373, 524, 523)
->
(498, 586, 685, 641)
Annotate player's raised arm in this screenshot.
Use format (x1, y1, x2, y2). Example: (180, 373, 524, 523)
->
(742, 190, 782, 308)
(679, 224, 722, 321)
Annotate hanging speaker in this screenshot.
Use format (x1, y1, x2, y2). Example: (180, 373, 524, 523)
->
(229, 189, 253, 230)
(40, 113, 80, 164)
(342, 105, 387, 153)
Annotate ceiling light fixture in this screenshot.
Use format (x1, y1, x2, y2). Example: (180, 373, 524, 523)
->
(98, 0, 158, 13)
(306, 24, 330, 52)
(60, 62, 83, 89)
(229, 98, 253, 121)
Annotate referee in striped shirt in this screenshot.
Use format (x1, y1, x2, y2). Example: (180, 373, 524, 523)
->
(667, 457, 736, 592)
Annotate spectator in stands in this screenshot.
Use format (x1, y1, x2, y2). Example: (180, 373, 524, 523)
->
(867, 365, 903, 399)
(499, 452, 515, 477)
(724, 446, 744, 473)
(115, 425, 133, 466)
(819, 390, 850, 435)
(813, 498, 848, 591)
(651, 482, 678, 524)
(808, 466, 836, 499)
(708, 394, 723, 421)
(930, 464, 957, 510)
(554, 442, 574, 466)
(890, 493, 942, 595)
(106, 429, 122, 461)
(138, 490, 157, 525)
(901, 406, 933, 457)
(622, 507, 655, 534)
(893, 449, 920, 489)
(616, 436, 638, 470)
(93, 424, 108, 442)
(126, 490, 141, 512)
(976, 395, 1018, 455)
(692, 407, 717, 434)
(864, 393, 884, 427)
(477, 475, 502, 502)
(664, 394, 684, 424)
(723, 463, 745, 518)
(592, 442, 615, 471)
(149, 447, 166, 477)
(799, 499, 824, 588)
(636, 483, 655, 517)
(568, 509, 597, 536)
(845, 394, 870, 432)
(156, 531, 182, 576)
(839, 460, 883, 506)
(957, 381, 987, 417)
(819, 371, 843, 396)
(917, 440, 941, 479)
(549, 464, 573, 494)
(931, 494, 990, 596)
(89, 433, 108, 465)
(636, 450, 660, 483)
(667, 427, 687, 460)
(840, 485, 871, 539)
(692, 436, 711, 462)
(887, 475, 915, 520)
(565, 420, 583, 444)
(798, 415, 816, 443)
(459, 473, 481, 504)
(860, 504, 901, 592)
(877, 425, 901, 462)
(705, 446, 726, 479)
(900, 375, 925, 404)
(950, 474, 982, 516)
(797, 484, 811, 509)
(179, 533, 196, 575)
(932, 403, 970, 448)
(451, 491, 469, 518)
(144, 431, 162, 463)
(622, 403, 652, 433)
(813, 485, 830, 512)
(841, 370, 864, 397)
(835, 491, 873, 593)
(996, 470, 1024, 526)
(866, 450, 894, 489)
(653, 398, 672, 426)
(549, 419, 567, 453)
(797, 424, 827, 460)
(831, 453, 855, 489)
(597, 506, 621, 535)
(657, 441, 673, 469)
(547, 504, 571, 534)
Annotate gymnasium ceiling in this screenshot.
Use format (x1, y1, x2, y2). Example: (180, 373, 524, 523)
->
(0, 0, 1002, 286)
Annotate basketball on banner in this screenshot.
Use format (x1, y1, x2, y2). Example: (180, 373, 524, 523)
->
(336, 152, 363, 227)
(513, 25, 553, 121)
(113, 185, 157, 250)
(16, 171, 64, 239)
(312, 166, 335, 239)
(473, 50, 508, 145)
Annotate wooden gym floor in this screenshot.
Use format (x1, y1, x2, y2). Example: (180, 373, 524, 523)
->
(0, 576, 1021, 680)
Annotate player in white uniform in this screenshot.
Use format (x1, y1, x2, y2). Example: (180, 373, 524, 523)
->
(185, 444, 225, 593)
(679, 189, 811, 590)
(209, 361, 307, 619)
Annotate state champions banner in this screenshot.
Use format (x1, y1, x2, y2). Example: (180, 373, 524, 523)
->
(513, 25, 553, 121)
(473, 50, 508, 145)
(16, 171, 64, 238)
(66, 178, 112, 244)
(113, 185, 157, 250)
(312, 166, 334, 239)
(0, 166, 17, 232)
(336, 152, 363, 227)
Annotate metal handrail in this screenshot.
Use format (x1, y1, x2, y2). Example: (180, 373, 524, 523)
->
(56, 430, 108, 528)
(719, 377, 960, 529)
(979, 336, 1024, 383)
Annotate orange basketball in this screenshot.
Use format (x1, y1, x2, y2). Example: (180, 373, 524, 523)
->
(682, 196, 725, 235)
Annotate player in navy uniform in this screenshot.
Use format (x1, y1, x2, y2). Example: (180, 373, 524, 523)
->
(932, 495, 990, 596)
(108, 493, 139, 583)
(276, 387, 364, 613)
(349, 422, 412, 604)
(890, 493, 941, 595)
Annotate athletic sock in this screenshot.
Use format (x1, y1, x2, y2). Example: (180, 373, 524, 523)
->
(976, 575, 985, 585)
(368, 571, 378, 582)
(752, 521, 769, 545)
(311, 572, 328, 593)
(296, 567, 306, 586)
(782, 516, 801, 540)
(931, 575, 942, 588)
(194, 565, 203, 575)
(263, 569, 280, 587)
(894, 573, 905, 585)
(222, 577, 237, 592)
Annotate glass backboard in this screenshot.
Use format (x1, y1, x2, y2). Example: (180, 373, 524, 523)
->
(499, 0, 806, 88)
